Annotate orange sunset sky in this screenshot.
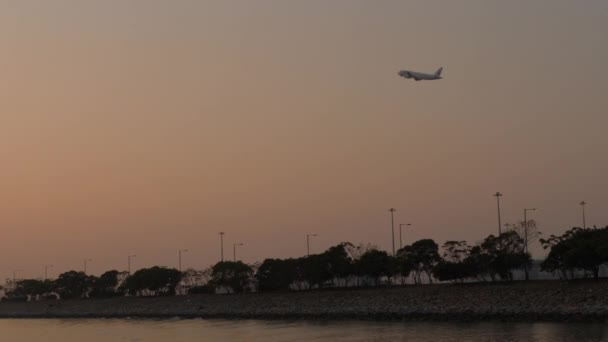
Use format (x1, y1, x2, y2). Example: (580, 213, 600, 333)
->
(0, 0, 607, 280)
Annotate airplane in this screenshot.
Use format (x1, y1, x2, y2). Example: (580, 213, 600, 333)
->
(398, 67, 443, 81)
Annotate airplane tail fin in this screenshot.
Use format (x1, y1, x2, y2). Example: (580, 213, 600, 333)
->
(434, 67, 443, 77)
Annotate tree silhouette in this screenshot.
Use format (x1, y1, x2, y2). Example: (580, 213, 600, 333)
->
(433, 241, 475, 283)
(124, 267, 181, 296)
(90, 270, 127, 298)
(210, 261, 253, 293)
(256, 258, 298, 291)
(355, 249, 395, 286)
(399, 239, 440, 284)
(541, 226, 608, 280)
(475, 232, 531, 281)
(55, 271, 94, 299)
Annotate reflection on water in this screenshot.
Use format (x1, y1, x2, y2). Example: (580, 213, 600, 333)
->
(0, 319, 606, 342)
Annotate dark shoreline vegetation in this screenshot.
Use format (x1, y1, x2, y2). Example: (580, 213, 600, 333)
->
(1, 226, 608, 321)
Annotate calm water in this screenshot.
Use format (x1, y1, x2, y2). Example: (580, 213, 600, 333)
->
(0, 319, 607, 341)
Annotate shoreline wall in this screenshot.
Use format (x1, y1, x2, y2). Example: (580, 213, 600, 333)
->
(1, 281, 607, 322)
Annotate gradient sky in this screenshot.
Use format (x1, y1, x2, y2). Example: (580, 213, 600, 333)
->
(0, 0, 607, 280)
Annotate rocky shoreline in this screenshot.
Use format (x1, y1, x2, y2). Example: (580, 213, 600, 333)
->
(1, 281, 607, 322)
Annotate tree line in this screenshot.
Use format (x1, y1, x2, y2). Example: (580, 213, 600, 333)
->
(2, 225, 607, 301)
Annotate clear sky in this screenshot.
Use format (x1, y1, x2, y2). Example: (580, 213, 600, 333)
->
(0, 0, 607, 280)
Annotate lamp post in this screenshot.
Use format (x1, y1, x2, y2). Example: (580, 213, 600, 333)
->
(128, 254, 136, 275)
(493, 192, 503, 237)
(523, 208, 537, 281)
(233, 243, 244, 262)
(580, 201, 587, 229)
(306, 234, 318, 256)
(389, 208, 396, 255)
(84, 258, 92, 274)
(523, 208, 537, 254)
(219, 232, 225, 262)
(399, 223, 412, 250)
(13, 270, 22, 289)
(44, 265, 53, 281)
(179, 249, 188, 272)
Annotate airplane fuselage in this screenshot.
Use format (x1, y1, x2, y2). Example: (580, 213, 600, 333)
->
(398, 68, 443, 81)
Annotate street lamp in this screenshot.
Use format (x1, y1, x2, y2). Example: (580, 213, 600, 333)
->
(493, 192, 503, 236)
(44, 265, 53, 281)
(523, 208, 537, 254)
(523, 208, 537, 281)
(12, 270, 22, 289)
(580, 201, 587, 229)
(179, 249, 188, 272)
(84, 258, 92, 274)
(389, 208, 396, 255)
(306, 234, 318, 256)
(399, 223, 412, 250)
(128, 254, 136, 275)
(219, 232, 225, 262)
(233, 243, 244, 262)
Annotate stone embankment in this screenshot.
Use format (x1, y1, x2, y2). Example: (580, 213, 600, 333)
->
(1, 281, 607, 321)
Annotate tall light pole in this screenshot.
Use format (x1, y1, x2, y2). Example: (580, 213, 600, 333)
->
(233, 243, 244, 262)
(389, 208, 396, 255)
(44, 265, 53, 281)
(523, 208, 537, 254)
(84, 258, 92, 274)
(493, 192, 503, 236)
(399, 223, 412, 250)
(128, 254, 136, 275)
(178, 249, 188, 272)
(219, 232, 225, 262)
(523, 208, 536, 281)
(580, 201, 587, 229)
(13, 270, 22, 288)
(307, 234, 317, 256)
